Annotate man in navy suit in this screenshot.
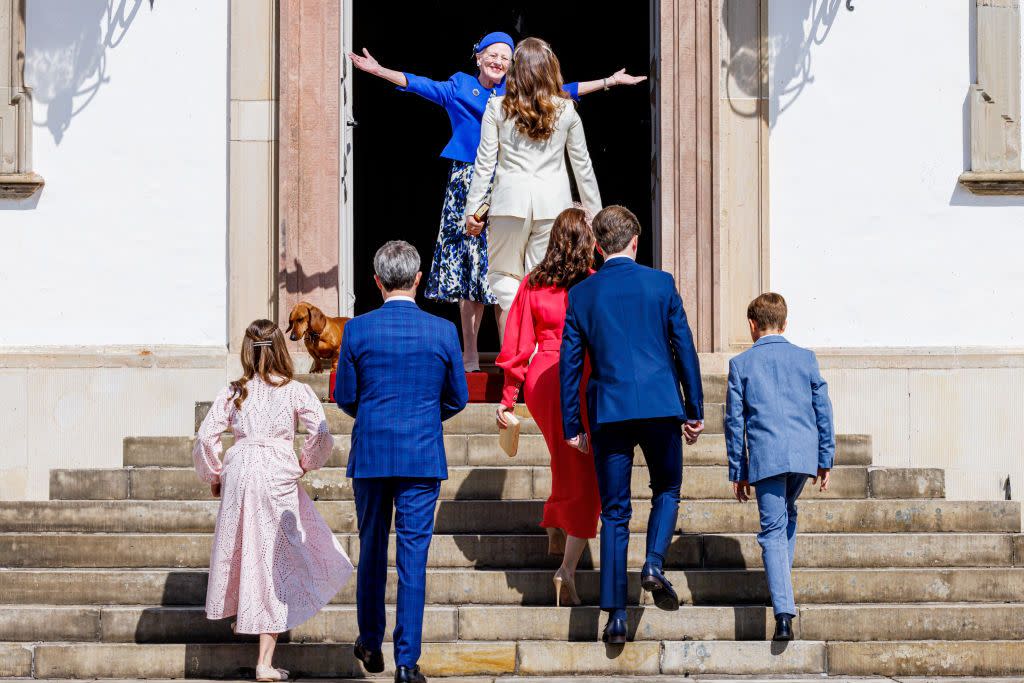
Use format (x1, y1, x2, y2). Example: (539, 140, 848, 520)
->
(336, 240, 468, 683)
(559, 205, 704, 644)
(724, 293, 834, 641)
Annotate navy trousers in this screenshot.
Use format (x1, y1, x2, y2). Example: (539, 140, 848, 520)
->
(352, 477, 440, 668)
(592, 418, 683, 611)
(753, 473, 807, 617)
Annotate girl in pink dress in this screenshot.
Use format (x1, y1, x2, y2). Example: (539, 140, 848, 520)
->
(193, 319, 353, 681)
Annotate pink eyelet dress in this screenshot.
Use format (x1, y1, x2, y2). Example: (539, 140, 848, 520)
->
(193, 376, 353, 634)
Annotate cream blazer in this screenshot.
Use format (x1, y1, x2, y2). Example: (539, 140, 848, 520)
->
(465, 95, 601, 221)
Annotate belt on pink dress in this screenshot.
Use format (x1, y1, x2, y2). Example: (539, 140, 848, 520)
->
(537, 339, 562, 352)
(232, 436, 294, 449)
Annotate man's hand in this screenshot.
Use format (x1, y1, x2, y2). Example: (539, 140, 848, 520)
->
(732, 480, 750, 503)
(211, 481, 221, 498)
(813, 467, 831, 492)
(496, 404, 513, 429)
(565, 434, 590, 454)
(466, 215, 485, 236)
(683, 420, 704, 445)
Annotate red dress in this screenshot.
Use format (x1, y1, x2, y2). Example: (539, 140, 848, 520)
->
(497, 277, 601, 539)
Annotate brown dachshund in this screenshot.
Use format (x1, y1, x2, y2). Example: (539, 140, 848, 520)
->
(286, 302, 350, 373)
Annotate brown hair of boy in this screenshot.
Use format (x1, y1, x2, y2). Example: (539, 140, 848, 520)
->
(747, 292, 788, 331)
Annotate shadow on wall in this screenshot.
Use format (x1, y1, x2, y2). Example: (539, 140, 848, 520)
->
(25, 0, 151, 144)
(723, 0, 851, 127)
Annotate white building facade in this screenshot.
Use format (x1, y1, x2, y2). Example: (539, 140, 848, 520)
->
(0, 0, 1021, 501)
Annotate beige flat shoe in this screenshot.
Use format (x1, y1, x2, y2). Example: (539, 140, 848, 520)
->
(256, 665, 288, 681)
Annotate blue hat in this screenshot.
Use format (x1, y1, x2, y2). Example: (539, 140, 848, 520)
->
(473, 31, 515, 54)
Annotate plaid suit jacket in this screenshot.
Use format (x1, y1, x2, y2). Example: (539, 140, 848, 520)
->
(336, 300, 468, 479)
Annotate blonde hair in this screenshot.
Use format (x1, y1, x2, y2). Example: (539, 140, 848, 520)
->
(229, 319, 294, 410)
(502, 37, 568, 141)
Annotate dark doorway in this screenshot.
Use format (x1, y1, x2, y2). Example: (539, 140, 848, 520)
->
(352, 0, 653, 352)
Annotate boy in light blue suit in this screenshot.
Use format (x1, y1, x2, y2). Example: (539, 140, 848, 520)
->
(724, 293, 834, 642)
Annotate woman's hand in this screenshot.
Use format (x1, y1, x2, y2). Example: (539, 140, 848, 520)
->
(496, 404, 513, 429)
(348, 48, 383, 76)
(211, 481, 221, 498)
(611, 68, 647, 86)
(466, 215, 485, 236)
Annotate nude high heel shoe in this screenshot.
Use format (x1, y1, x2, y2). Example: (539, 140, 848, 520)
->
(552, 567, 581, 607)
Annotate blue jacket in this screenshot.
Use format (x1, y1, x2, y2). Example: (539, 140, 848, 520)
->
(724, 335, 835, 484)
(399, 72, 580, 163)
(559, 257, 703, 438)
(336, 300, 469, 479)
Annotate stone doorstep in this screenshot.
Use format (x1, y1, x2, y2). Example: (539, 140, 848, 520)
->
(3, 567, 1023, 608)
(49, 465, 915, 502)
(123, 433, 875, 469)
(1, 533, 1021, 570)
(4, 499, 1019, 536)
(11, 640, 1024, 678)
(2, 603, 1023, 644)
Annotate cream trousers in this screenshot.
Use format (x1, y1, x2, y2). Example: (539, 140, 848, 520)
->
(486, 210, 555, 311)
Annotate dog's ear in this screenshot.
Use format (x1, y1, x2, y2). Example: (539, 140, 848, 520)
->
(285, 318, 294, 333)
(308, 306, 327, 334)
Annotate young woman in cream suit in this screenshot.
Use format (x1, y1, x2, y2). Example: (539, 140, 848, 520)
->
(465, 37, 602, 339)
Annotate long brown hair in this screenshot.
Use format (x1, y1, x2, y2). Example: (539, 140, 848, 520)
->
(502, 37, 568, 141)
(529, 207, 595, 289)
(229, 319, 294, 410)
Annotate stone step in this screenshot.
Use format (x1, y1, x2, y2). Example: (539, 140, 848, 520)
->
(293, 372, 730, 405)
(3, 567, 1022, 608)
(194, 401, 728, 436)
(124, 433, 874, 469)
(5, 499, 1015, 535)
(51, 464, 941, 502)
(2, 603, 1020, 644)
(2, 532, 1020, 569)
(6, 640, 1024, 678)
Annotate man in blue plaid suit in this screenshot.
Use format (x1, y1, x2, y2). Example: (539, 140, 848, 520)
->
(336, 240, 469, 683)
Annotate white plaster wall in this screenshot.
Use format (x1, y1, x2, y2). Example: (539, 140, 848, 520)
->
(769, 1, 1024, 348)
(0, 0, 228, 346)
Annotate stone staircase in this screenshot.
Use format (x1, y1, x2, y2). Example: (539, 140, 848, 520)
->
(1, 373, 1022, 680)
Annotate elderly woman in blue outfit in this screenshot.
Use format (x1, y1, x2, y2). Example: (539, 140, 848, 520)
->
(349, 32, 645, 372)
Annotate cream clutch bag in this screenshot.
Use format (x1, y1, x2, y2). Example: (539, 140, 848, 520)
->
(499, 412, 521, 458)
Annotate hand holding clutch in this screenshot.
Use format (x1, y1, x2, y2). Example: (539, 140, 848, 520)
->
(498, 410, 520, 458)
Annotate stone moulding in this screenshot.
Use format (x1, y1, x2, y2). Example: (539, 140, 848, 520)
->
(958, 171, 1024, 196)
(0, 172, 44, 200)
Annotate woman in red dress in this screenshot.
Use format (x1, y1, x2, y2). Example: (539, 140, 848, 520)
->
(495, 207, 601, 607)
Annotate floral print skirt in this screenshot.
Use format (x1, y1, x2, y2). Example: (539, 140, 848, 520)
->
(425, 161, 497, 304)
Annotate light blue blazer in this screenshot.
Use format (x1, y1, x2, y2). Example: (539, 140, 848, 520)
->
(724, 335, 835, 484)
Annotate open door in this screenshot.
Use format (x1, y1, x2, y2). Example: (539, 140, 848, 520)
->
(338, 0, 355, 316)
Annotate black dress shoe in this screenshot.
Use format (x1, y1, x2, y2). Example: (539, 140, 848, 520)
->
(773, 614, 794, 641)
(601, 614, 628, 644)
(640, 563, 679, 611)
(353, 638, 384, 674)
(395, 665, 427, 683)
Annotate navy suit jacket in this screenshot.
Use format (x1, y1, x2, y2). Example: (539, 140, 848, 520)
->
(336, 300, 469, 479)
(724, 335, 835, 484)
(559, 257, 704, 438)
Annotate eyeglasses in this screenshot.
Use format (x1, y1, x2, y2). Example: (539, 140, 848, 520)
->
(481, 52, 511, 64)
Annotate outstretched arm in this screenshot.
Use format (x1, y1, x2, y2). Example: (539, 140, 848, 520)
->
(348, 48, 408, 87)
(575, 68, 648, 96)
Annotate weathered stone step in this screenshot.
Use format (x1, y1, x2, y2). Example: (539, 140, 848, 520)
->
(294, 372, 730, 405)
(6, 639, 1024, 678)
(4, 603, 1019, 644)
(194, 401, 728, 436)
(124, 433, 874, 469)
(52, 464, 941, 502)
(3, 567, 1022, 608)
(2, 532, 1020, 569)
(4, 499, 1014, 535)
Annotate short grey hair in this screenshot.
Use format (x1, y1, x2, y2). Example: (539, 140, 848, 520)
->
(373, 240, 420, 291)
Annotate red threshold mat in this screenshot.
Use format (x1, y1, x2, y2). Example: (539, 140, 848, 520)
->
(328, 368, 505, 404)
